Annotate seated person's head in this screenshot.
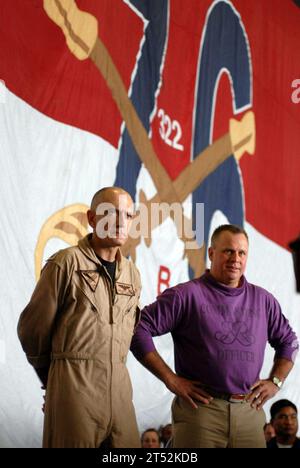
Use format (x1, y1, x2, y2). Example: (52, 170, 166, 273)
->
(270, 399, 298, 441)
(160, 423, 173, 445)
(263, 422, 275, 442)
(141, 428, 160, 448)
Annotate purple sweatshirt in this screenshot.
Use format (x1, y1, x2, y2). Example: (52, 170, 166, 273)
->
(131, 272, 299, 394)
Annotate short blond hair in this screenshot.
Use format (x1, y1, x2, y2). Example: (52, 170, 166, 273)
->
(211, 224, 248, 247)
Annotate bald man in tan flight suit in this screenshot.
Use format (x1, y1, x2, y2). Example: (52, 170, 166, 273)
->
(18, 187, 141, 448)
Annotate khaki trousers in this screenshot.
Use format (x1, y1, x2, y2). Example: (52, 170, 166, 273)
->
(172, 396, 266, 448)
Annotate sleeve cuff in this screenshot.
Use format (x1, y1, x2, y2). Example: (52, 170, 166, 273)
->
(130, 338, 156, 361)
(275, 344, 299, 363)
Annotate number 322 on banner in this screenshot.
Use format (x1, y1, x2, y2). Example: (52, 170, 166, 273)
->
(157, 108, 184, 151)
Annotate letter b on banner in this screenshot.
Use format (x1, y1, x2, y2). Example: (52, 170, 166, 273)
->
(157, 265, 170, 295)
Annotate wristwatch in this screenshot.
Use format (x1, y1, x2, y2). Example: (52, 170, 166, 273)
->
(271, 376, 283, 389)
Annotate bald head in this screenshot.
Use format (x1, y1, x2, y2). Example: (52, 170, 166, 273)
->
(90, 186, 133, 211)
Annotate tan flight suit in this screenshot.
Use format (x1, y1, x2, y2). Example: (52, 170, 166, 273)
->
(17, 235, 141, 448)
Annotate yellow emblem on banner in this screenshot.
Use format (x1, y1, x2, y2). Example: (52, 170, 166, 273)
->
(35, 204, 88, 280)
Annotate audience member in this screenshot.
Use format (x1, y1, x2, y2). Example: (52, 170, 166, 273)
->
(141, 428, 161, 448)
(263, 422, 275, 443)
(267, 399, 300, 448)
(160, 423, 173, 448)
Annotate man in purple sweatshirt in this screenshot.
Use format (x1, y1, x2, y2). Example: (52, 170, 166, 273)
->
(130, 224, 299, 448)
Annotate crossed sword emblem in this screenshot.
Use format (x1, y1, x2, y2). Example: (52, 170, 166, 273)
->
(36, 0, 255, 280)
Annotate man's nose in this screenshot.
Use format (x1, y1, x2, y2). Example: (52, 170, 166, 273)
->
(117, 210, 126, 227)
(230, 251, 239, 261)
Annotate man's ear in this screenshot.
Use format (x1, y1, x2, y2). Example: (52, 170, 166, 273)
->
(87, 209, 95, 229)
(208, 246, 213, 262)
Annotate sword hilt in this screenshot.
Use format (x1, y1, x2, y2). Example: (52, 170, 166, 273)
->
(230, 110, 256, 160)
(43, 0, 98, 60)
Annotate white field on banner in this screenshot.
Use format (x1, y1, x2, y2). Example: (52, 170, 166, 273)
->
(0, 340, 5, 364)
(0, 79, 6, 104)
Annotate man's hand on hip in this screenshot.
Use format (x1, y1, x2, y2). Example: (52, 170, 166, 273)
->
(166, 374, 213, 409)
(246, 379, 279, 410)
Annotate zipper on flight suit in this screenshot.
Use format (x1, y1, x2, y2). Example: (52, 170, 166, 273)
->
(101, 266, 115, 324)
(100, 265, 116, 434)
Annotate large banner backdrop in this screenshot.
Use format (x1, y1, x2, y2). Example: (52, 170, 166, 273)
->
(0, 0, 299, 447)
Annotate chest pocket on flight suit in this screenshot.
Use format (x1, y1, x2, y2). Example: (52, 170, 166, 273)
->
(71, 270, 102, 321)
(115, 282, 139, 361)
(55, 270, 101, 354)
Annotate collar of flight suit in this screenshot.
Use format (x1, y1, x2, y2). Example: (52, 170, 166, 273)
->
(77, 234, 125, 284)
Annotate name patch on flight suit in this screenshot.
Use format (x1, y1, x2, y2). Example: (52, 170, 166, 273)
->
(115, 282, 135, 296)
